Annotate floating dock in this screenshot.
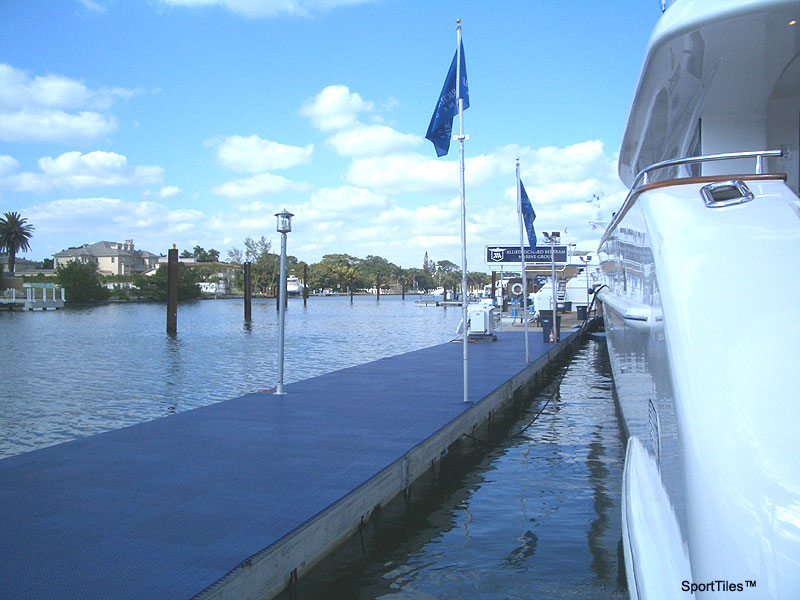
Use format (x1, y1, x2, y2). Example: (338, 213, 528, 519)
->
(0, 283, 64, 311)
(0, 325, 590, 599)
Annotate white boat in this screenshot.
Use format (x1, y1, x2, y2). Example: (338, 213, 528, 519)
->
(286, 275, 302, 297)
(596, 1, 800, 598)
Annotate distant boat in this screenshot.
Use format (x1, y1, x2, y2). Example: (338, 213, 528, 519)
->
(286, 275, 302, 297)
(596, 1, 800, 597)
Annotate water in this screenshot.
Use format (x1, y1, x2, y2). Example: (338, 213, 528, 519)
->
(0, 295, 461, 457)
(292, 340, 628, 600)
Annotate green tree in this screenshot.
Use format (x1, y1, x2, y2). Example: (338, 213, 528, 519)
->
(133, 264, 202, 301)
(227, 247, 243, 264)
(0, 211, 35, 277)
(242, 236, 279, 294)
(307, 254, 361, 293)
(467, 271, 491, 294)
(56, 260, 110, 303)
(335, 265, 361, 301)
(403, 267, 435, 292)
(359, 255, 399, 291)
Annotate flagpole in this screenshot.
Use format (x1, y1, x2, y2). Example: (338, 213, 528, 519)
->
(516, 157, 530, 363)
(456, 18, 469, 403)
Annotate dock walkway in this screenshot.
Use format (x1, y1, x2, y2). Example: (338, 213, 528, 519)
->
(1, 328, 583, 600)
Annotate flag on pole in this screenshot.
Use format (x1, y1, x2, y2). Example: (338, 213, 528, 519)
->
(520, 181, 537, 252)
(425, 40, 469, 157)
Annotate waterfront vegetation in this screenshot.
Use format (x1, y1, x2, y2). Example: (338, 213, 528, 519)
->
(2, 215, 491, 303)
(0, 211, 34, 278)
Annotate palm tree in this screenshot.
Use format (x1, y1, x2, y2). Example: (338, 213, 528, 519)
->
(335, 265, 361, 302)
(0, 212, 34, 277)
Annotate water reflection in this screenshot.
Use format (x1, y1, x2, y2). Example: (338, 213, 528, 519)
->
(292, 341, 628, 600)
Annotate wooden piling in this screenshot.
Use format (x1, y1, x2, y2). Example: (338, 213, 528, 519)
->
(166, 248, 178, 334)
(303, 264, 308, 307)
(376, 272, 381, 301)
(244, 261, 252, 320)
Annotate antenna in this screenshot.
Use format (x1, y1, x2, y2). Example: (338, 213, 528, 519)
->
(660, 0, 666, 12)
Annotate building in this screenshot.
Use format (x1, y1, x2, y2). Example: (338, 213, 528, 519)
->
(1, 254, 39, 274)
(54, 240, 160, 276)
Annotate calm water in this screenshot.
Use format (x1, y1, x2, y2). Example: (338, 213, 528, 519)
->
(0, 295, 461, 457)
(293, 340, 628, 600)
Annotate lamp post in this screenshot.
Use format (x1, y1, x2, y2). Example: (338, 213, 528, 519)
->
(275, 208, 293, 395)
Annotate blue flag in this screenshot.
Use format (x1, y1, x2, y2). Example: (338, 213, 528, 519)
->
(520, 181, 537, 252)
(425, 40, 469, 157)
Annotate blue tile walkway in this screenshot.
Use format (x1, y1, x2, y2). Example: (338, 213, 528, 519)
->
(0, 330, 572, 599)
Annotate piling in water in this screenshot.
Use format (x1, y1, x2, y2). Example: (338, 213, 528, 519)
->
(244, 261, 252, 320)
(166, 248, 178, 334)
(303, 264, 309, 307)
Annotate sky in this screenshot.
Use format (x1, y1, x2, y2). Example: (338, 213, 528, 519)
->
(0, 0, 663, 272)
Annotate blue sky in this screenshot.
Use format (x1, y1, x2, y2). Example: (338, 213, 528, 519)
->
(0, 0, 662, 270)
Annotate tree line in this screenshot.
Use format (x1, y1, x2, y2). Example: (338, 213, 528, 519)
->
(2, 212, 491, 303)
(224, 240, 490, 299)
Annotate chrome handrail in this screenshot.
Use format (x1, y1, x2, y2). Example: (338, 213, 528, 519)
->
(601, 149, 784, 246)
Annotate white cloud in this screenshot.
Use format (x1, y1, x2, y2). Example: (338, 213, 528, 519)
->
(326, 124, 422, 157)
(300, 85, 373, 132)
(211, 172, 312, 198)
(158, 186, 181, 198)
(25, 196, 205, 255)
(346, 153, 456, 194)
(216, 135, 313, 172)
(0, 155, 20, 177)
(0, 64, 130, 111)
(0, 151, 163, 193)
(79, 0, 108, 12)
(345, 153, 501, 195)
(0, 64, 131, 144)
(522, 140, 617, 185)
(306, 186, 388, 218)
(159, 0, 375, 18)
(0, 109, 117, 144)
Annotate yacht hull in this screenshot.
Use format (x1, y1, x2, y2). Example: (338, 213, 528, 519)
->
(598, 177, 800, 597)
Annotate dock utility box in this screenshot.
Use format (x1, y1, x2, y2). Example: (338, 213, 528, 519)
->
(468, 302, 497, 341)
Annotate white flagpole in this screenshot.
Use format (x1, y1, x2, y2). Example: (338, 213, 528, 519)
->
(456, 19, 469, 402)
(516, 157, 530, 362)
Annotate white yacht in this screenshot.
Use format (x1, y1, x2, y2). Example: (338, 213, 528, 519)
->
(596, 1, 799, 598)
(286, 275, 302, 297)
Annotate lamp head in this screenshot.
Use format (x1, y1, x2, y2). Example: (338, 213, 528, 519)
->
(275, 208, 294, 233)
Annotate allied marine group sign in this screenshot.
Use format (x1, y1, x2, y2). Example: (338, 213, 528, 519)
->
(485, 245, 568, 264)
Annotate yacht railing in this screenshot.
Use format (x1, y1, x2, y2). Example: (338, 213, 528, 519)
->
(601, 149, 784, 246)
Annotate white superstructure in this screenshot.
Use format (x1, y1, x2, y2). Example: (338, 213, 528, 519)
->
(597, 1, 800, 598)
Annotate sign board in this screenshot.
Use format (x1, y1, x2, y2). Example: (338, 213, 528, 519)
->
(485, 245, 568, 264)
